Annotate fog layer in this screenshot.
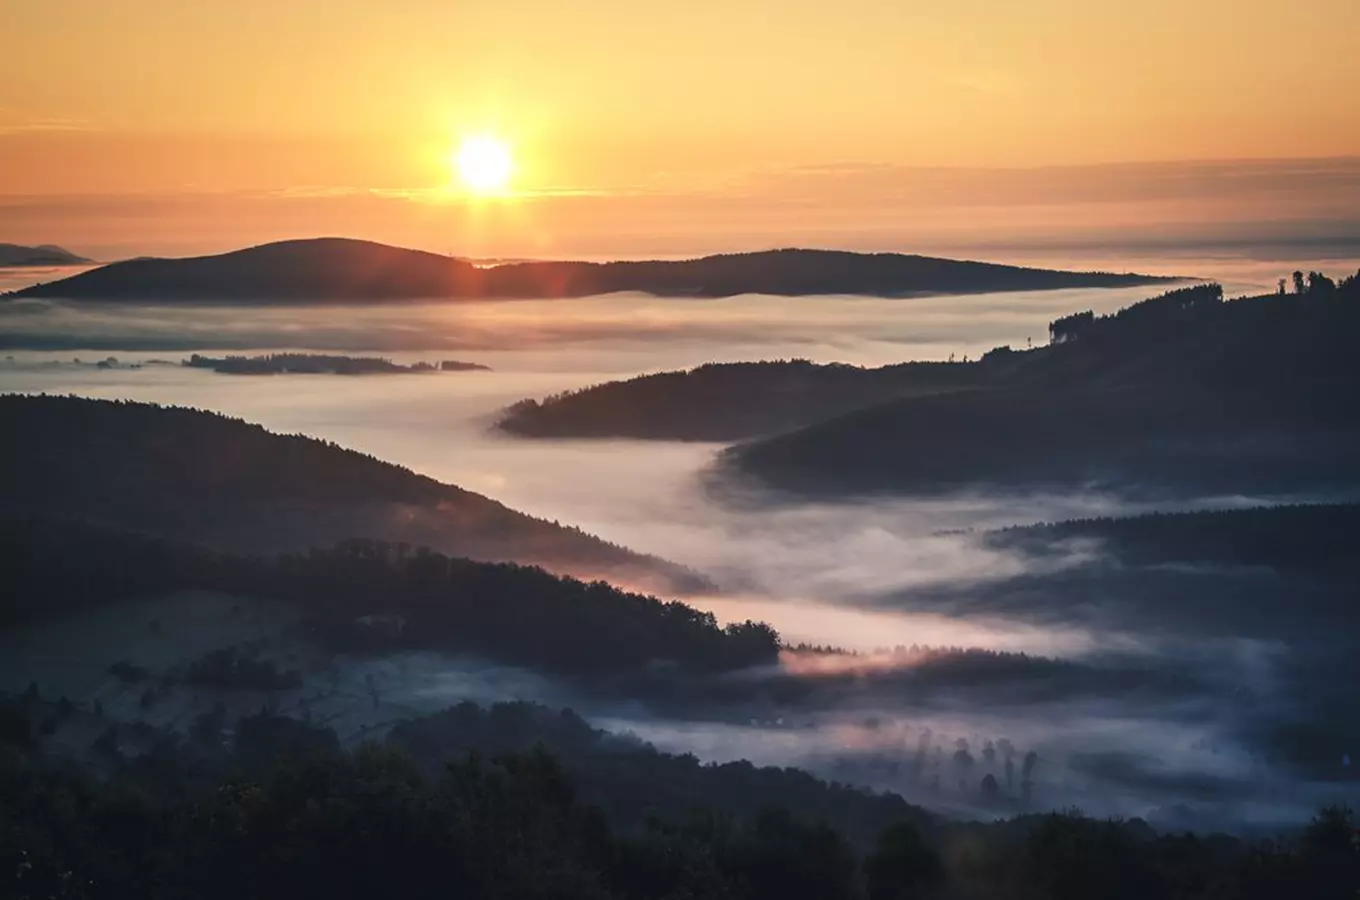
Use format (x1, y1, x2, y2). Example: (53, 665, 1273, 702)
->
(3, 248, 1356, 828)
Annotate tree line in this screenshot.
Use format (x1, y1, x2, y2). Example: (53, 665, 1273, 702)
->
(0, 516, 778, 677)
(991, 502, 1360, 573)
(1, 696, 1355, 900)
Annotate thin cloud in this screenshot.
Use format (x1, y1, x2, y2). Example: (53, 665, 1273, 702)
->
(0, 118, 102, 135)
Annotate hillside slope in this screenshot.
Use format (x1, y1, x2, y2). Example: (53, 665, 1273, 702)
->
(500, 278, 1360, 445)
(726, 279, 1360, 497)
(498, 359, 994, 441)
(0, 517, 769, 675)
(0, 395, 704, 592)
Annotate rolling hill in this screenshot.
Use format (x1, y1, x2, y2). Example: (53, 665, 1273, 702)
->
(0, 395, 705, 593)
(498, 359, 996, 441)
(6, 237, 1171, 302)
(0, 243, 91, 267)
(987, 502, 1360, 574)
(0, 516, 770, 676)
(498, 276, 1360, 446)
(723, 278, 1360, 497)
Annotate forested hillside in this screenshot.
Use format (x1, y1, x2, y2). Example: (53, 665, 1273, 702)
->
(0, 395, 705, 592)
(0, 698, 1354, 900)
(728, 278, 1360, 496)
(0, 517, 772, 676)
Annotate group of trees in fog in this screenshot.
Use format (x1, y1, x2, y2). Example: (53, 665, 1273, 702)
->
(1048, 283, 1226, 344)
(1, 695, 1356, 900)
(388, 701, 932, 846)
(1046, 274, 1358, 353)
(1282, 269, 1359, 296)
(0, 516, 778, 677)
(180, 647, 303, 692)
(287, 538, 779, 674)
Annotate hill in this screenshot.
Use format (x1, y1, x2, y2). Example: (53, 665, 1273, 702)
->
(500, 276, 1360, 444)
(0, 517, 772, 676)
(498, 359, 993, 441)
(724, 278, 1360, 497)
(0, 242, 91, 267)
(6, 237, 1172, 302)
(967, 501, 1360, 641)
(0, 395, 704, 593)
(987, 502, 1360, 574)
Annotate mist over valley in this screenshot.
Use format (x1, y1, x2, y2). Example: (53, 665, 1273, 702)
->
(4, 246, 1357, 849)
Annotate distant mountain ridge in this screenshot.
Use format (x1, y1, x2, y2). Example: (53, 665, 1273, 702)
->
(6, 237, 1173, 302)
(0, 243, 91, 267)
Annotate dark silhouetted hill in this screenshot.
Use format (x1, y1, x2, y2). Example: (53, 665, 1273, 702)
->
(0, 517, 770, 676)
(725, 279, 1360, 497)
(500, 280, 1360, 445)
(0, 243, 91, 267)
(7, 237, 1172, 301)
(0, 395, 705, 593)
(989, 502, 1360, 574)
(498, 360, 995, 441)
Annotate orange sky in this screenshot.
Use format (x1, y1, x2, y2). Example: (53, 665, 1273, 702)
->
(3, 0, 1359, 258)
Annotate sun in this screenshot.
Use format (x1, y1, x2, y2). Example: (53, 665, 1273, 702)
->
(454, 135, 513, 195)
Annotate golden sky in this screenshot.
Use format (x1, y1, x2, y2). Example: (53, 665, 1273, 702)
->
(3, 0, 1359, 257)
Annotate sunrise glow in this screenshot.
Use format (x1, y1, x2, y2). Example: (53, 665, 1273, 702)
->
(454, 136, 513, 196)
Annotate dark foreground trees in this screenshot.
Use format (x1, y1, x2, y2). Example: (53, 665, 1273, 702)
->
(1, 706, 1355, 900)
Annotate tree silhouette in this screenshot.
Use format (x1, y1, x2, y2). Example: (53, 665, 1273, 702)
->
(951, 739, 975, 790)
(864, 822, 943, 900)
